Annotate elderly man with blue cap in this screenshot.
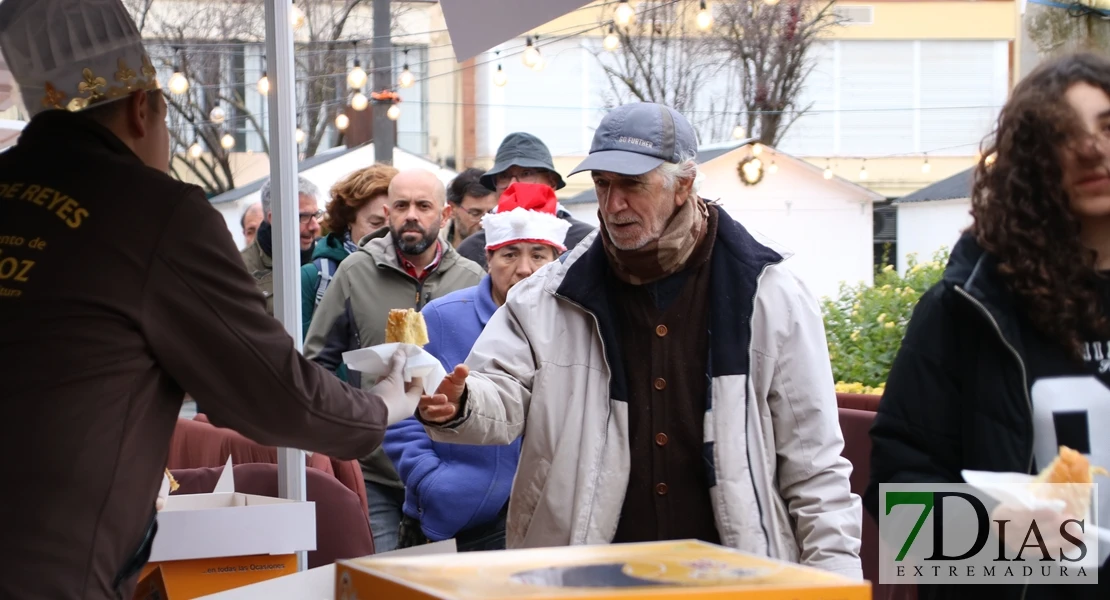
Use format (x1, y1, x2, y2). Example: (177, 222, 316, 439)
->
(417, 102, 863, 578)
(0, 1, 420, 598)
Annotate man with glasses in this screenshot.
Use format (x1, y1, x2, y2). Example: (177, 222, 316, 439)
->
(241, 176, 323, 316)
(456, 132, 596, 269)
(441, 168, 497, 249)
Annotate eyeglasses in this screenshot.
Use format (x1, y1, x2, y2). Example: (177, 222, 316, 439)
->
(298, 210, 325, 225)
(494, 168, 541, 186)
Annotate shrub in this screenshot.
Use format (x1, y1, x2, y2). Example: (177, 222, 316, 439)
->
(823, 248, 950, 391)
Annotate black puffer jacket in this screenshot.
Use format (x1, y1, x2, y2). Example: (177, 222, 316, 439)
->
(866, 234, 1106, 600)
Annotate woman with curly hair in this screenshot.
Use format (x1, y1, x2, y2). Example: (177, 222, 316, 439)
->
(866, 51, 1110, 599)
(301, 164, 398, 337)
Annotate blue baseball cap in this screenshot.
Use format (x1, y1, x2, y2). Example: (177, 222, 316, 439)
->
(569, 103, 698, 177)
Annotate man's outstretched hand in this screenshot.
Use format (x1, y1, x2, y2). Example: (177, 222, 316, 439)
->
(419, 364, 469, 424)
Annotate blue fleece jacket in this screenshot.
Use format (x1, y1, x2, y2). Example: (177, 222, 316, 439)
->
(383, 276, 521, 541)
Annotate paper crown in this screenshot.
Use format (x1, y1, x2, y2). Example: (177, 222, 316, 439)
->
(0, 0, 160, 118)
(482, 183, 571, 252)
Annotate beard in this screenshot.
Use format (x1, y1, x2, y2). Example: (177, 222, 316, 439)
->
(392, 219, 441, 256)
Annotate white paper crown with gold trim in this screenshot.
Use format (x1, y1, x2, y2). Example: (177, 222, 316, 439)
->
(0, 0, 160, 118)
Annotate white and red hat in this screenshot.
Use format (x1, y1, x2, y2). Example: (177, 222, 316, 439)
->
(482, 182, 571, 253)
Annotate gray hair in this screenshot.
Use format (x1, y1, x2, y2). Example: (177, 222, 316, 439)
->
(260, 176, 320, 218)
(653, 152, 699, 197)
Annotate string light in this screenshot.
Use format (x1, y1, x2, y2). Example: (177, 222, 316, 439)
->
(220, 133, 235, 150)
(257, 72, 270, 96)
(921, 156, 931, 174)
(616, 0, 635, 26)
(398, 50, 414, 88)
(295, 127, 305, 144)
(188, 141, 202, 159)
(984, 152, 997, 167)
(347, 48, 367, 90)
(387, 104, 401, 121)
(168, 48, 188, 95)
(603, 24, 620, 51)
(764, 0, 781, 5)
(335, 113, 349, 131)
(732, 125, 746, 140)
(290, 1, 306, 30)
(823, 162, 833, 180)
(209, 106, 226, 124)
(531, 53, 546, 72)
(494, 64, 508, 87)
(752, 143, 763, 156)
(768, 160, 778, 175)
(696, 0, 713, 31)
(858, 159, 869, 181)
(522, 37, 541, 68)
(351, 92, 368, 111)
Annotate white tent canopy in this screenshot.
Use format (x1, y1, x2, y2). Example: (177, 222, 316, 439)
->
(440, 0, 592, 61)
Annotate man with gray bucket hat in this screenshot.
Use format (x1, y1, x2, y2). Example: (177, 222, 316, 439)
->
(417, 102, 863, 578)
(456, 132, 595, 269)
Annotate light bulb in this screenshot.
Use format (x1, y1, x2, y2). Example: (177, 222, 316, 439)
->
(290, 3, 306, 30)
(220, 133, 235, 150)
(347, 64, 367, 90)
(522, 40, 541, 68)
(752, 143, 763, 156)
(859, 167, 868, 181)
(696, 1, 713, 31)
(985, 152, 997, 167)
(531, 54, 545, 72)
(398, 67, 415, 89)
(763, 0, 781, 5)
(168, 71, 189, 95)
(616, 1, 634, 26)
(188, 142, 202, 159)
(768, 161, 778, 175)
(921, 159, 931, 174)
(751, 158, 762, 170)
(732, 125, 746, 140)
(335, 113, 349, 131)
(823, 166, 833, 180)
(350, 92, 368, 111)
(295, 128, 305, 144)
(603, 31, 620, 52)
(257, 73, 270, 96)
(386, 104, 401, 121)
(493, 65, 508, 87)
(209, 106, 226, 124)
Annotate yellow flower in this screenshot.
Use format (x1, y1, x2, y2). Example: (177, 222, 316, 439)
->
(884, 321, 895, 329)
(882, 284, 892, 291)
(851, 310, 858, 317)
(850, 330, 860, 341)
(853, 302, 861, 310)
(877, 313, 886, 323)
(883, 265, 894, 272)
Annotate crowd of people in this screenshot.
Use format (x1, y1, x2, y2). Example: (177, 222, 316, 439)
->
(2, 1, 1110, 599)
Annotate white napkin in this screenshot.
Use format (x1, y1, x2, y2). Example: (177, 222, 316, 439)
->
(156, 472, 171, 511)
(963, 469, 1110, 568)
(343, 343, 447, 425)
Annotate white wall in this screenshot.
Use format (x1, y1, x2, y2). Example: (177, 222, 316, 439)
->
(895, 198, 972, 274)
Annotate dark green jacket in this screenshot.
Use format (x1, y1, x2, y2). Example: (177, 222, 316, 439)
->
(300, 232, 355, 339)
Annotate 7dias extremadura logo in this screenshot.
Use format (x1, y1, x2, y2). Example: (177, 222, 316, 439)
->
(878, 484, 1103, 585)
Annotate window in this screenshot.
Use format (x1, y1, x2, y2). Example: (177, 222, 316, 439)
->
(833, 5, 875, 26)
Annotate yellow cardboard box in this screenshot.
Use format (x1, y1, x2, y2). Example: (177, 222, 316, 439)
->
(334, 540, 871, 600)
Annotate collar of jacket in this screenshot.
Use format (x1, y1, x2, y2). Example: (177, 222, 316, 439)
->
(360, 225, 461, 280)
(548, 206, 786, 401)
(19, 109, 145, 165)
(942, 233, 1026, 354)
(311, 231, 353, 264)
(475, 275, 498, 327)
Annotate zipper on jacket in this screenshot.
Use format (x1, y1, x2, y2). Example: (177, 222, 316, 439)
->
(743, 261, 778, 557)
(953, 286, 1033, 600)
(553, 292, 615, 541)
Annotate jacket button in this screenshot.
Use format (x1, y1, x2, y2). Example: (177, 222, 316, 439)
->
(655, 432, 668, 446)
(655, 324, 668, 337)
(653, 378, 666, 391)
(655, 483, 668, 495)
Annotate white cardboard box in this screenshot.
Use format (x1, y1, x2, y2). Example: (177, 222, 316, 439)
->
(149, 458, 317, 563)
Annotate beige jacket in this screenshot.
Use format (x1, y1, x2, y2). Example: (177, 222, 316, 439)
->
(426, 211, 863, 579)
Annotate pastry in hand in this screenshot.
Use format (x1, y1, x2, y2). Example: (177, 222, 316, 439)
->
(164, 468, 180, 493)
(385, 308, 429, 347)
(1033, 446, 1107, 517)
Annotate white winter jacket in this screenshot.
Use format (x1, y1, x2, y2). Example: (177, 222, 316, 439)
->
(425, 207, 863, 579)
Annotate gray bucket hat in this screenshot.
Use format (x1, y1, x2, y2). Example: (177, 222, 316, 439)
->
(480, 132, 567, 191)
(569, 103, 697, 177)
